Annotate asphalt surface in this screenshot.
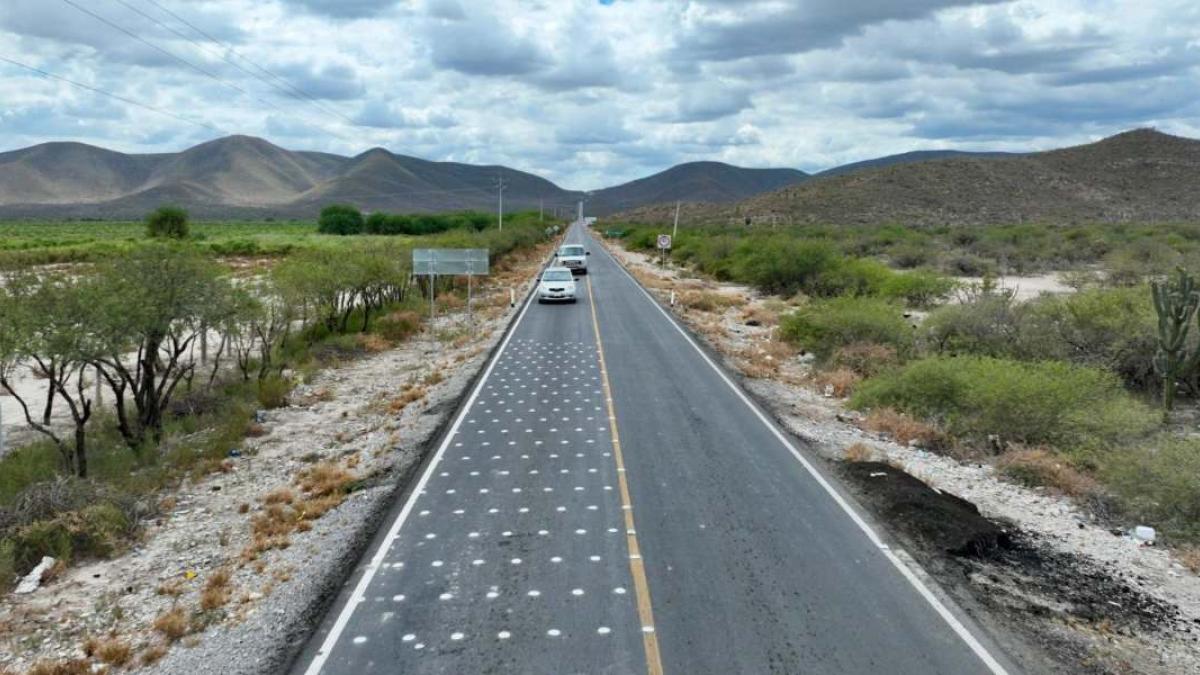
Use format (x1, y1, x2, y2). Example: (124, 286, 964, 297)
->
(294, 224, 1013, 675)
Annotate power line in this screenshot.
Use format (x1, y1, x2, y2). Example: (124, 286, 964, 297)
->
(138, 0, 360, 127)
(114, 0, 359, 129)
(0, 54, 227, 134)
(58, 0, 353, 141)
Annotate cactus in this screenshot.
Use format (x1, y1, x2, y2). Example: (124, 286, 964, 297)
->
(1152, 267, 1200, 418)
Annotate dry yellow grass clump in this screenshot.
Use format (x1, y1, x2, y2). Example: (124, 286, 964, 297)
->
(25, 660, 92, 675)
(736, 341, 797, 379)
(388, 383, 427, 413)
(355, 333, 392, 353)
(1179, 548, 1200, 575)
(242, 459, 357, 561)
(814, 368, 861, 398)
(843, 442, 878, 463)
(995, 447, 1098, 498)
(679, 290, 747, 313)
(140, 643, 169, 666)
(200, 567, 234, 611)
(153, 607, 190, 642)
(861, 408, 944, 449)
(83, 636, 132, 667)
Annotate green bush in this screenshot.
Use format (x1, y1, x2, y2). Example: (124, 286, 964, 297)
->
(0, 538, 15, 592)
(256, 375, 293, 409)
(145, 205, 189, 239)
(921, 293, 1028, 358)
(780, 297, 913, 360)
(7, 502, 131, 574)
(851, 356, 1157, 450)
(810, 257, 894, 297)
(1101, 437, 1200, 543)
(880, 269, 958, 308)
(317, 204, 364, 235)
(732, 237, 837, 295)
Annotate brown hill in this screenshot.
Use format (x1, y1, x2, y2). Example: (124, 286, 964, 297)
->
(619, 129, 1200, 227)
(0, 135, 806, 220)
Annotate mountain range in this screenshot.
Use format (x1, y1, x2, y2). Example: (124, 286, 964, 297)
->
(618, 129, 1200, 227)
(0, 136, 814, 220)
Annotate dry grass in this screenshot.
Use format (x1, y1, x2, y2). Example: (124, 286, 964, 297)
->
(84, 636, 132, 667)
(995, 447, 1099, 498)
(843, 442, 878, 462)
(156, 579, 184, 597)
(1178, 548, 1200, 575)
(140, 643, 169, 667)
(262, 487, 295, 505)
(679, 290, 747, 313)
(26, 661, 91, 675)
(242, 460, 356, 560)
(424, 370, 445, 386)
(831, 342, 899, 378)
(355, 333, 392, 353)
(814, 368, 861, 398)
(153, 607, 190, 642)
(740, 304, 779, 327)
(862, 408, 945, 449)
(388, 384, 427, 413)
(735, 341, 797, 379)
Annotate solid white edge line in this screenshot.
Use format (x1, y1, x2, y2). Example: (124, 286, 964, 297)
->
(592, 232, 1011, 675)
(302, 270, 542, 675)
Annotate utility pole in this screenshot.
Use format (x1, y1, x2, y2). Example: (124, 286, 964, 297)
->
(577, 200, 583, 223)
(539, 198, 544, 223)
(673, 200, 681, 239)
(495, 176, 507, 231)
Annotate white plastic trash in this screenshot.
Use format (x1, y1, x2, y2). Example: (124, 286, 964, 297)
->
(1132, 526, 1156, 544)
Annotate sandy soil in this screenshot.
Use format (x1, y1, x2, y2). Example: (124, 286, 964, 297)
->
(0, 245, 551, 673)
(604, 240, 1200, 675)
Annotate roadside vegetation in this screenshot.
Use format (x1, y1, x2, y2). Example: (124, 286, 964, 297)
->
(610, 220, 1200, 549)
(0, 207, 552, 593)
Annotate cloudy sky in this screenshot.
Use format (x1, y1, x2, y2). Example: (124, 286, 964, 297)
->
(1, 0, 1198, 189)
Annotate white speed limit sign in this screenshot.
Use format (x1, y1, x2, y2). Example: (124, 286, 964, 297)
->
(657, 234, 672, 250)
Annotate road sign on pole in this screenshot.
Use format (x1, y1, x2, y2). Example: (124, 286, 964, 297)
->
(657, 234, 672, 267)
(413, 249, 491, 325)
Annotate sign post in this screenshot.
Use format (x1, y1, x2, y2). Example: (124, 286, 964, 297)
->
(657, 234, 672, 267)
(414, 249, 491, 328)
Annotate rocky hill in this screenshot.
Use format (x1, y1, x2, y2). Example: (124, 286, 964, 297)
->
(617, 129, 1200, 227)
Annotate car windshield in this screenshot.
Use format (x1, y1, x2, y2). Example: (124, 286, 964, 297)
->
(560, 246, 585, 256)
(543, 270, 573, 282)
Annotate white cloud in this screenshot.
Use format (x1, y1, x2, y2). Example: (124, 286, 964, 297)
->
(0, 0, 1197, 188)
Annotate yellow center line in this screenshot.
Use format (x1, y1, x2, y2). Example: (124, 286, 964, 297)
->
(586, 273, 664, 675)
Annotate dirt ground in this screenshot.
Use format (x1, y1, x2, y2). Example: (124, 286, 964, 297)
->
(604, 239, 1200, 675)
(0, 244, 553, 674)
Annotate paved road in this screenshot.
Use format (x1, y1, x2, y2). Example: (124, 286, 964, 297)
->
(294, 224, 1012, 674)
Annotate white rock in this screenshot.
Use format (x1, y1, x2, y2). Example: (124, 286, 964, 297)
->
(15, 556, 56, 594)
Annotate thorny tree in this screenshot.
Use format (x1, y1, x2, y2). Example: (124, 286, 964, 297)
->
(87, 245, 237, 447)
(0, 272, 98, 477)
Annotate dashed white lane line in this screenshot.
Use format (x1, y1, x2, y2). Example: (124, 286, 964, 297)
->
(302, 275, 540, 675)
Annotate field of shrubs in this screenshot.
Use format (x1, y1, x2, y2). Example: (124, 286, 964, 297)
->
(614, 221, 1200, 550)
(0, 206, 553, 591)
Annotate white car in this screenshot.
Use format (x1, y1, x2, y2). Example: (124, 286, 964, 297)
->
(537, 267, 577, 303)
(556, 244, 590, 274)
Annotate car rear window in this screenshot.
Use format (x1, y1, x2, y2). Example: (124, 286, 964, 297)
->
(543, 270, 573, 281)
(560, 246, 584, 256)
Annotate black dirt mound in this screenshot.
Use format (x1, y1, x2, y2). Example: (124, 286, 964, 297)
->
(841, 461, 1014, 557)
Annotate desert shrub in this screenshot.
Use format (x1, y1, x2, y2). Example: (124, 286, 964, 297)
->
(1101, 437, 1200, 543)
(317, 204, 364, 235)
(862, 408, 946, 449)
(830, 342, 899, 377)
(256, 375, 292, 409)
(810, 257, 894, 297)
(376, 310, 422, 341)
(731, 238, 837, 295)
(145, 205, 189, 239)
(7, 502, 133, 573)
(813, 368, 860, 397)
(851, 356, 1157, 451)
(921, 293, 1029, 358)
(880, 269, 958, 308)
(780, 297, 913, 360)
(944, 253, 997, 277)
(1021, 287, 1158, 390)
